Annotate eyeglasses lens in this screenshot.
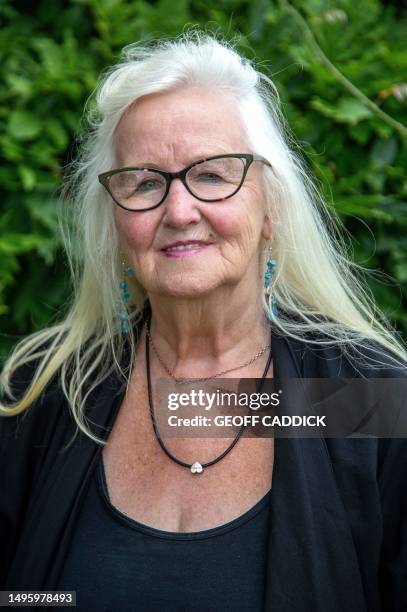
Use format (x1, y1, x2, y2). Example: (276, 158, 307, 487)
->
(186, 157, 245, 200)
(108, 170, 167, 210)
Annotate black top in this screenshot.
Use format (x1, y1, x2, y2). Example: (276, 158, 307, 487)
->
(2, 319, 407, 611)
(56, 455, 271, 611)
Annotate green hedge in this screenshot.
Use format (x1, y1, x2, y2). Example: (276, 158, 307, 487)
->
(1, 0, 406, 362)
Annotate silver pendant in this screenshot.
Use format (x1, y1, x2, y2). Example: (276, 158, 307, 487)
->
(191, 462, 203, 474)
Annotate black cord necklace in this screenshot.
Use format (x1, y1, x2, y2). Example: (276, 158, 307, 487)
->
(145, 317, 273, 475)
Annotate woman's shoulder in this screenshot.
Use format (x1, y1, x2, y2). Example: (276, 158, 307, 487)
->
(0, 356, 64, 444)
(277, 317, 407, 379)
(1, 349, 124, 448)
(309, 340, 406, 378)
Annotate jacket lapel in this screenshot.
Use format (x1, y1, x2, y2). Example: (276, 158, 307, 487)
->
(263, 330, 367, 611)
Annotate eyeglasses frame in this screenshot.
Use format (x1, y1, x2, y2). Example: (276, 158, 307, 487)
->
(98, 153, 272, 212)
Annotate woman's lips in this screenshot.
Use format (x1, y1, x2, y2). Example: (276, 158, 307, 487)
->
(160, 242, 213, 258)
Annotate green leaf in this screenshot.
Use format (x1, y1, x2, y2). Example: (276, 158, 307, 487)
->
(5, 74, 32, 98)
(370, 137, 398, 168)
(333, 98, 373, 124)
(18, 166, 37, 191)
(33, 38, 64, 79)
(7, 110, 42, 141)
(394, 261, 407, 283)
(310, 97, 373, 125)
(24, 196, 60, 232)
(45, 119, 69, 150)
(0, 234, 44, 256)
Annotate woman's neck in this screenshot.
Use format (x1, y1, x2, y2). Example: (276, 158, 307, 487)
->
(147, 288, 270, 378)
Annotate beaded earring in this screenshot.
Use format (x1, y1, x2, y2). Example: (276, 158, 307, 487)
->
(118, 260, 135, 333)
(264, 246, 278, 318)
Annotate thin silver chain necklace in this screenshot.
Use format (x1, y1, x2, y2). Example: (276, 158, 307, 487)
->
(145, 318, 271, 384)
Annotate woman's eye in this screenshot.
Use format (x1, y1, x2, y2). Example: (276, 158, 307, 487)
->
(195, 172, 224, 183)
(136, 180, 161, 192)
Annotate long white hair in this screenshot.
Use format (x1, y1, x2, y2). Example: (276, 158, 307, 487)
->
(1, 29, 406, 444)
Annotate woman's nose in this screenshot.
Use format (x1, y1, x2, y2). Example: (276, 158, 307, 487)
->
(162, 178, 202, 227)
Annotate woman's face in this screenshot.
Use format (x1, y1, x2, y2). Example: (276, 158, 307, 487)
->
(113, 86, 271, 298)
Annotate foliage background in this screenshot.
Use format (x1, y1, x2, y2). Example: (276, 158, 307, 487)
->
(0, 0, 406, 363)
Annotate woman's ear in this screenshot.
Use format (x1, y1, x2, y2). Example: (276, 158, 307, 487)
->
(261, 213, 272, 240)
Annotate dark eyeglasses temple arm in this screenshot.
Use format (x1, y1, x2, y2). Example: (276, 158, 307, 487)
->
(252, 155, 272, 167)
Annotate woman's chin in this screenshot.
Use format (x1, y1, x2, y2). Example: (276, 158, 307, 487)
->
(150, 278, 223, 299)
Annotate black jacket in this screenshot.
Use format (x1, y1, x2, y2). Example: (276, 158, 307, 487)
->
(1, 321, 406, 611)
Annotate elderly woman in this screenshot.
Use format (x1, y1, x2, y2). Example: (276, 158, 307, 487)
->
(1, 32, 406, 612)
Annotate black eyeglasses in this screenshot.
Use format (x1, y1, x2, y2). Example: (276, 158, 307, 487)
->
(98, 153, 271, 212)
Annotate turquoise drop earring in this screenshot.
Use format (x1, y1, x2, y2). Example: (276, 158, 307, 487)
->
(264, 246, 278, 317)
(118, 260, 135, 333)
